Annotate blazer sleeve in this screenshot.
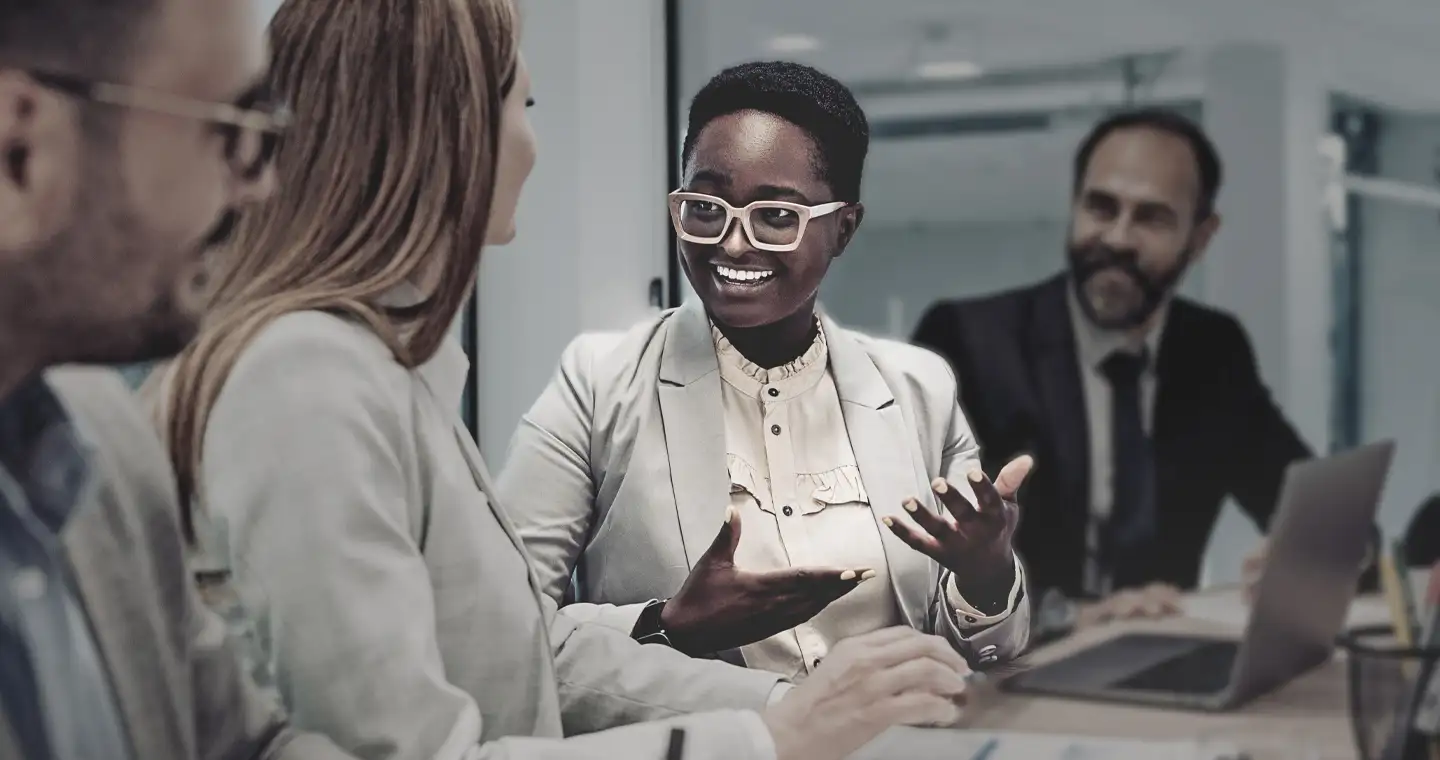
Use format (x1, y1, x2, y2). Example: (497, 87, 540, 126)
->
(1218, 318, 1313, 529)
(498, 334, 651, 634)
(924, 357, 1032, 664)
(542, 590, 787, 736)
(203, 321, 781, 760)
(188, 570, 358, 760)
(204, 318, 502, 760)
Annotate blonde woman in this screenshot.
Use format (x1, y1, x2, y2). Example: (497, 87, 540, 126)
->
(157, 2, 975, 760)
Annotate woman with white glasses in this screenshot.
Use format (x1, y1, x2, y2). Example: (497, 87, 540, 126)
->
(501, 61, 1034, 681)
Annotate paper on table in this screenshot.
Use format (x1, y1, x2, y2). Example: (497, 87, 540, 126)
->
(856, 729, 1200, 760)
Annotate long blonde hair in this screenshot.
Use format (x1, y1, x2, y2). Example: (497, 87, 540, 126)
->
(164, 0, 519, 541)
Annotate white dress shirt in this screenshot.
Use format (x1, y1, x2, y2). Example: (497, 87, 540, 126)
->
(713, 323, 1021, 680)
(1065, 286, 1167, 597)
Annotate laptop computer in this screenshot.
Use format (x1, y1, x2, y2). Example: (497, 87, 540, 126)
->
(1000, 440, 1395, 711)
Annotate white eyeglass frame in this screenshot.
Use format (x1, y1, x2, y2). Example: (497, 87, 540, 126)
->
(667, 190, 847, 252)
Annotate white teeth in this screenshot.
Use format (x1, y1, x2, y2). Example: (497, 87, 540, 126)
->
(714, 264, 775, 283)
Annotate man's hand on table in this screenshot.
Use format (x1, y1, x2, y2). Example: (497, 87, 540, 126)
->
(1076, 583, 1184, 628)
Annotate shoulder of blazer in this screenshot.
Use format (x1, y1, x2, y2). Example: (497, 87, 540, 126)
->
(548, 309, 682, 444)
(216, 310, 427, 539)
(46, 365, 183, 523)
(217, 310, 420, 466)
(952, 276, 1061, 319)
(941, 276, 1061, 351)
(231, 310, 414, 396)
(45, 366, 190, 606)
(1167, 296, 1245, 339)
(555, 309, 675, 392)
(1163, 296, 1252, 367)
(848, 329, 953, 379)
(839, 327, 959, 412)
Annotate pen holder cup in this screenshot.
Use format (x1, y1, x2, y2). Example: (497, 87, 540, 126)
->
(1339, 624, 1440, 760)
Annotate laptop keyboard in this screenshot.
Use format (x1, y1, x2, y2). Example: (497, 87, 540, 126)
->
(1114, 641, 1239, 694)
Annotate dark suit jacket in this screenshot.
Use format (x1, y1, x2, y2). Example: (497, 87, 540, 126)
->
(911, 275, 1312, 597)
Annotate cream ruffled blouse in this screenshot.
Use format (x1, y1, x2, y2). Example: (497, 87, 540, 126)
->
(712, 323, 903, 680)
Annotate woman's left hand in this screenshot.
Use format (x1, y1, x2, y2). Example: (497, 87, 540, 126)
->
(884, 455, 1033, 601)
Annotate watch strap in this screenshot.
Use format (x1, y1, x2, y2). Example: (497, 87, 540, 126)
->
(631, 599, 673, 647)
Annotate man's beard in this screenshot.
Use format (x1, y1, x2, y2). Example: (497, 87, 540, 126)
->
(39, 152, 237, 366)
(1066, 241, 1190, 331)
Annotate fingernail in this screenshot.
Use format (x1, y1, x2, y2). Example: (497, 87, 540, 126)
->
(881, 516, 894, 527)
(840, 570, 857, 581)
(860, 569, 876, 581)
(724, 506, 735, 523)
(931, 478, 949, 494)
(902, 498, 919, 513)
(967, 469, 984, 483)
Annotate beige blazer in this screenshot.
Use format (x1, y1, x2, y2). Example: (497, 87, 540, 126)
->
(0, 367, 353, 760)
(196, 311, 787, 760)
(498, 300, 1030, 665)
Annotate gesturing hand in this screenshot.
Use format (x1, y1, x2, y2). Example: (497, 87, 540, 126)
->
(660, 506, 873, 655)
(884, 455, 1032, 601)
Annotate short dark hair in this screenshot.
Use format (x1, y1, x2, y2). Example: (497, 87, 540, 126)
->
(0, 0, 157, 75)
(682, 61, 869, 203)
(1072, 107, 1223, 220)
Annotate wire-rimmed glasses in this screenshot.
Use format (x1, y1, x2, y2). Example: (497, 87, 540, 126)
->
(667, 190, 846, 253)
(26, 69, 290, 180)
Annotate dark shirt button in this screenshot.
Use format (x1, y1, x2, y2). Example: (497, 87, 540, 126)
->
(782, 506, 794, 516)
(770, 424, 782, 435)
(767, 388, 780, 397)
(812, 658, 822, 669)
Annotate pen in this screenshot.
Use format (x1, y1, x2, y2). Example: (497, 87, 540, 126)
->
(967, 736, 1000, 760)
(665, 727, 685, 760)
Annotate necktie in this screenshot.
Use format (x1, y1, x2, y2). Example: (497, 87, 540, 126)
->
(1099, 349, 1157, 583)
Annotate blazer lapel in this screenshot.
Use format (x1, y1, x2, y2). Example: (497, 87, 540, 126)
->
(1027, 277, 1090, 531)
(450, 424, 551, 606)
(63, 483, 185, 760)
(825, 317, 931, 628)
(656, 300, 732, 568)
(1149, 306, 1193, 522)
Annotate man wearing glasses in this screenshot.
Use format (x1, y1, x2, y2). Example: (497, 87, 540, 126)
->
(0, 1, 350, 759)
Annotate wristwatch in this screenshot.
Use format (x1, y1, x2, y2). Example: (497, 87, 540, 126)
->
(631, 598, 675, 647)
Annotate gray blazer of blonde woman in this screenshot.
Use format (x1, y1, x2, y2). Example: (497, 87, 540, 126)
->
(499, 299, 1030, 665)
(195, 310, 789, 760)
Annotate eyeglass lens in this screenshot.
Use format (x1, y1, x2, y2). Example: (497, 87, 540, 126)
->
(221, 125, 280, 180)
(677, 198, 803, 246)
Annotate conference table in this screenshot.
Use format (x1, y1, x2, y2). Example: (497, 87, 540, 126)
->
(857, 587, 1391, 759)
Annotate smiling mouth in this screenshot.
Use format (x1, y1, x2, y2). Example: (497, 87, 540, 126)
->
(712, 263, 777, 286)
